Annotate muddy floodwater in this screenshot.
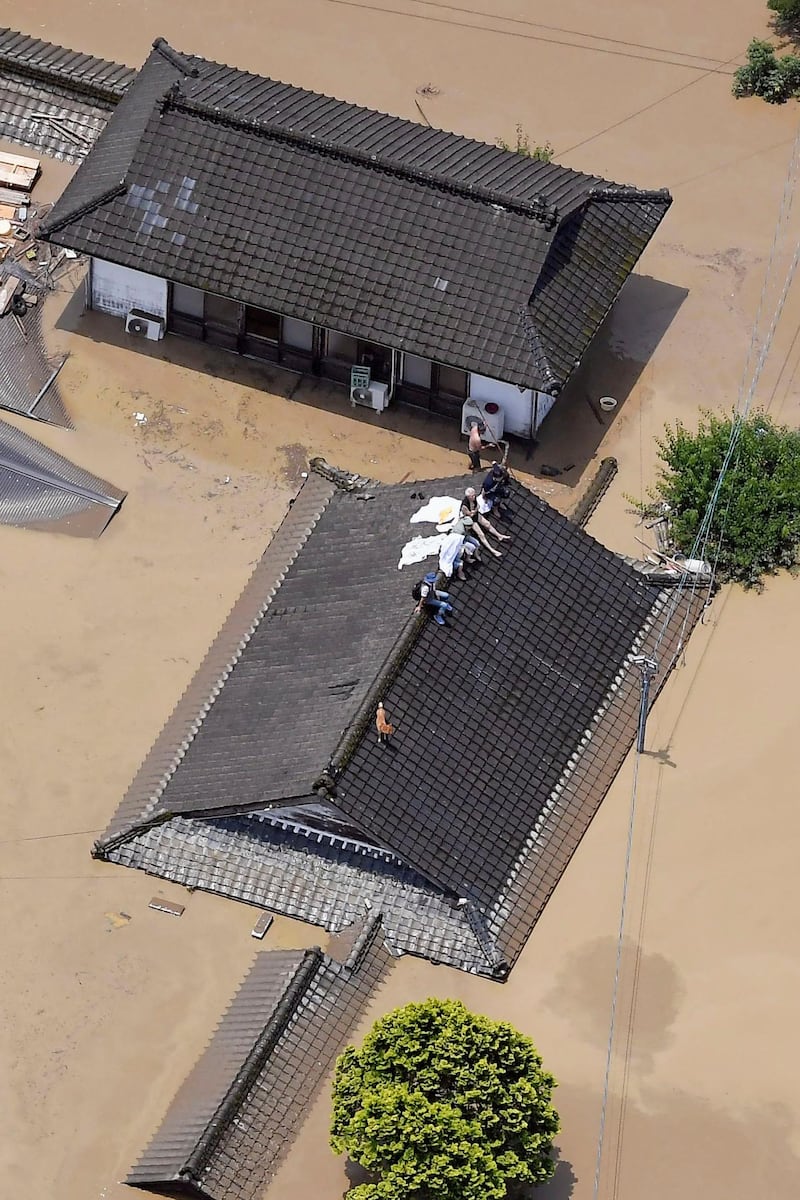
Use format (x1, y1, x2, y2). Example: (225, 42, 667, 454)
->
(2, 2, 800, 1198)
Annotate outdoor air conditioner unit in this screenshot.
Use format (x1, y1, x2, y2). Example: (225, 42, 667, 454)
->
(125, 309, 165, 341)
(350, 380, 389, 412)
(461, 397, 505, 440)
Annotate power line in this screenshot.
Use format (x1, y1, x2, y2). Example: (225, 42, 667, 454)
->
(0, 827, 102, 845)
(593, 120, 800, 1197)
(326, 0, 739, 73)
(650, 117, 800, 662)
(591, 720, 644, 1200)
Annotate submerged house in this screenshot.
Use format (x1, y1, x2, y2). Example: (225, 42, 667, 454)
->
(94, 463, 697, 978)
(42, 37, 671, 440)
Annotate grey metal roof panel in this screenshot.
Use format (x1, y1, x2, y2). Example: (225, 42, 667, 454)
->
(129, 920, 391, 1200)
(0, 307, 70, 426)
(0, 417, 125, 536)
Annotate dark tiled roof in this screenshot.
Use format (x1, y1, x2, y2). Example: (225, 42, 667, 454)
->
(0, 28, 133, 101)
(129, 917, 390, 1200)
(0, 416, 125, 536)
(0, 29, 130, 164)
(95, 467, 684, 975)
(42, 39, 671, 391)
(330, 482, 656, 908)
(529, 190, 668, 387)
(105, 809, 493, 973)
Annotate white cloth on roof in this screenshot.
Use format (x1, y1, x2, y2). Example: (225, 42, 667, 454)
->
(410, 496, 461, 525)
(438, 531, 465, 578)
(398, 533, 446, 570)
(477, 493, 492, 514)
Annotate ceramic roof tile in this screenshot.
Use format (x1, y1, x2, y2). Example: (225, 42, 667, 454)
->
(42, 40, 670, 391)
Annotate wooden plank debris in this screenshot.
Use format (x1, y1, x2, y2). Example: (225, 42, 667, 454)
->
(0, 152, 40, 193)
(0, 275, 23, 317)
(251, 911, 274, 939)
(148, 896, 185, 917)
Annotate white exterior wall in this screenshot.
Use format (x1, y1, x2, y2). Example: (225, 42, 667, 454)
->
(91, 259, 167, 319)
(282, 317, 314, 350)
(468, 373, 559, 436)
(468, 374, 532, 436)
(533, 391, 557, 431)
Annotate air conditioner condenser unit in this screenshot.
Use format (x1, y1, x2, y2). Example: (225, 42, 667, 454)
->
(350, 380, 389, 412)
(125, 309, 165, 341)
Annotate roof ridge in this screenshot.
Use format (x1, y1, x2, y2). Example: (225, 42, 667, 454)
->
(182, 947, 323, 1182)
(518, 306, 560, 395)
(94, 472, 336, 854)
(588, 184, 672, 203)
(164, 88, 560, 226)
(40, 182, 127, 236)
(151, 35, 198, 78)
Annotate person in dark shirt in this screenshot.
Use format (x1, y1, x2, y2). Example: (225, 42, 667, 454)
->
(481, 462, 512, 519)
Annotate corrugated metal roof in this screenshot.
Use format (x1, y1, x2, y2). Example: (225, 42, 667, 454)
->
(0, 417, 125, 536)
(0, 308, 70, 426)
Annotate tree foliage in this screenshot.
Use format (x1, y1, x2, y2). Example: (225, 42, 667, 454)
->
(732, 39, 800, 103)
(768, 0, 800, 26)
(330, 998, 559, 1200)
(645, 410, 800, 588)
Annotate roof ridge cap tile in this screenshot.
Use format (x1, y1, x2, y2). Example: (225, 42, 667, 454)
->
(181, 947, 323, 1181)
(165, 91, 559, 224)
(93, 473, 336, 854)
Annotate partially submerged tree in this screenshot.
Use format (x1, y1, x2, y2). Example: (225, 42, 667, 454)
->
(732, 39, 800, 103)
(641, 410, 800, 588)
(330, 998, 559, 1200)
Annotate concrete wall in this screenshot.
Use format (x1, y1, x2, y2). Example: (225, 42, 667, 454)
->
(469, 374, 532, 436)
(90, 259, 168, 319)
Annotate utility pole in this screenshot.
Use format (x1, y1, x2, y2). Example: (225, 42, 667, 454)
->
(631, 655, 658, 753)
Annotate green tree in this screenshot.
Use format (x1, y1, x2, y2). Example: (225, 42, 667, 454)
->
(732, 39, 800, 103)
(330, 998, 559, 1200)
(768, 0, 800, 27)
(643, 410, 800, 588)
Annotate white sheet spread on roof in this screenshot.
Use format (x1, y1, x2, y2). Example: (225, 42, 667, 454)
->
(398, 533, 446, 570)
(399, 496, 462, 569)
(409, 496, 461, 525)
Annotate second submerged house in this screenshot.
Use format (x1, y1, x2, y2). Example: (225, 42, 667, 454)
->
(41, 37, 672, 440)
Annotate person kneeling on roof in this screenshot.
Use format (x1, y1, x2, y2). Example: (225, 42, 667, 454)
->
(481, 462, 513, 521)
(413, 571, 453, 626)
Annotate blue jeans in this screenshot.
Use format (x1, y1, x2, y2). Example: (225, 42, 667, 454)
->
(424, 597, 451, 616)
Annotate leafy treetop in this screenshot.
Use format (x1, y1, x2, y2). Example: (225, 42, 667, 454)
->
(643, 410, 800, 588)
(330, 998, 560, 1200)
